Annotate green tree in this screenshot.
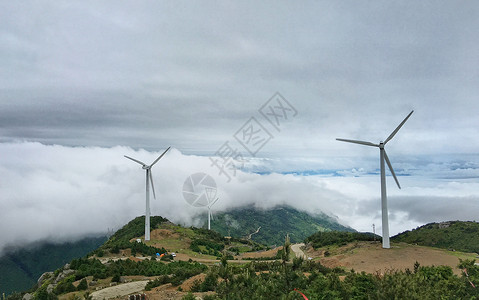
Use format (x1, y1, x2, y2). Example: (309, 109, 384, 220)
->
(77, 278, 88, 291)
(181, 293, 196, 300)
(111, 274, 121, 283)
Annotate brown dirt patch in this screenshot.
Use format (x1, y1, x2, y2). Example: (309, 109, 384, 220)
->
(145, 283, 215, 300)
(150, 229, 180, 240)
(237, 247, 281, 259)
(128, 256, 144, 262)
(305, 242, 474, 275)
(180, 273, 206, 292)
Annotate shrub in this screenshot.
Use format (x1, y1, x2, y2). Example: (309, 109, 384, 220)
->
(54, 275, 76, 294)
(181, 293, 196, 300)
(111, 274, 121, 283)
(77, 278, 88, 291)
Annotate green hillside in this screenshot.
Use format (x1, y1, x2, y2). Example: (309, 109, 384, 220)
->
(98, 215, 169, 256)
(96, 215, 267, 259)
(392, 221, 479, 254)
(209, 206, 355, 246)
(0, 236, 107, 296)
(305, 231, 380, 248)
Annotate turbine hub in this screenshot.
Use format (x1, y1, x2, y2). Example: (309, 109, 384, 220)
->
(142, 166, 149, 170)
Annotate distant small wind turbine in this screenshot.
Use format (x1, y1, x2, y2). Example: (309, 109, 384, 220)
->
(336, 111, 413, 249)
(124, 147, 170, 241)
(207, 198, 219, 230)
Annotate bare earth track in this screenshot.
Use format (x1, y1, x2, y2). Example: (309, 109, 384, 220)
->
(291, 243, 307, 259)
(91, 280, 149, 300)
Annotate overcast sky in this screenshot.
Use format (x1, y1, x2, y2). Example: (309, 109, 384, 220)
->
(1, 1, 478, 253)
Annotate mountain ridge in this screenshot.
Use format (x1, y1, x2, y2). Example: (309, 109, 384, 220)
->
(208, 205, 355, 246)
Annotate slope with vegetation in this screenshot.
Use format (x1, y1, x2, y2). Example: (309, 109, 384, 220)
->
(392, 221, 479, 254)
(210, 206, 354, 246)
(95, 216, 267, 260)
(186, 257, 479, 299)
(305, 231, 380, 249)
(96, 216, 169, 257)
(0, 236, 107, 296)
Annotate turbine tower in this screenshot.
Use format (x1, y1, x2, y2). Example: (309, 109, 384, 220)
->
(125, 147, 170, 241)
(207, 198, 219, 230)
(336, 111, 413, 249)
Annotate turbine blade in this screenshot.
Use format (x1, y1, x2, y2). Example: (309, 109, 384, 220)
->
(149, 172, 156, 199)
(336, 138, 379, 147)
(384, 110, 414, 145)
(150, 147, 171, 167)
(384, 150, 401, 189)
(124, 155, 147, 166)
(210, 198, 219, 207)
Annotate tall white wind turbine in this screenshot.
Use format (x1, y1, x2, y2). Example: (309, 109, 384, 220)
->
(207, 198, 219, 230)
(336, 111, 413, 249)
(125, 147, 170, 241)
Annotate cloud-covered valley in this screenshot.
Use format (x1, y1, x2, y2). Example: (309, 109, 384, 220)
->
(1, 141, 478, 255)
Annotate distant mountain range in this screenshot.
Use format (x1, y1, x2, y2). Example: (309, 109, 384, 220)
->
(208, 206, 355, 246)
(0, 236, 107, 296)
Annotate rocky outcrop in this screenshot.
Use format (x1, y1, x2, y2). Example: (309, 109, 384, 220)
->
(22, 293, 33, 300)
(36, 266, 76, 295)
(54, 269, 75, 284)
(37, 272, 54, 287)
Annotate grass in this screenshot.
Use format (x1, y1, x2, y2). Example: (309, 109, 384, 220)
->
(236, 246, 252, 253)
(443, 249, 478, 260)
(172, 226, 197, 239)
(392, 242, 477, 259)
(149, 238, 189, 251)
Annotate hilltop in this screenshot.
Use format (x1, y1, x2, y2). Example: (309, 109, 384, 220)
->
(392, 221, 479, 254)
(209, 206, 354, 246)
(94, 216, 269, 261)
(303, 240, 478, 276)
(301, 222, 479, 275)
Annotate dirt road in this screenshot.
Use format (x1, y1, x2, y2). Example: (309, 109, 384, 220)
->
(91, 280, 149, 300)
(291, 243, 307, 259)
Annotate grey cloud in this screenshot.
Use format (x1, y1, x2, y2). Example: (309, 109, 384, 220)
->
(1, 2, 477, 154)
(390, 196, 479, 224)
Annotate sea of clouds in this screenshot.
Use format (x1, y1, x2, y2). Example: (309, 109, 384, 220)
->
(1, 141, 478, 255)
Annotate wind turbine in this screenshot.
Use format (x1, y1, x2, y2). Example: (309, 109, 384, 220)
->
(336, 111, 413, 249)
(124, 147, 170, 241)
(207, 198, 219, 230)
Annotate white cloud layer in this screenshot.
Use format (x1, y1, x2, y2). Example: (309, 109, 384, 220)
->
(1, 142, 478, 255)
